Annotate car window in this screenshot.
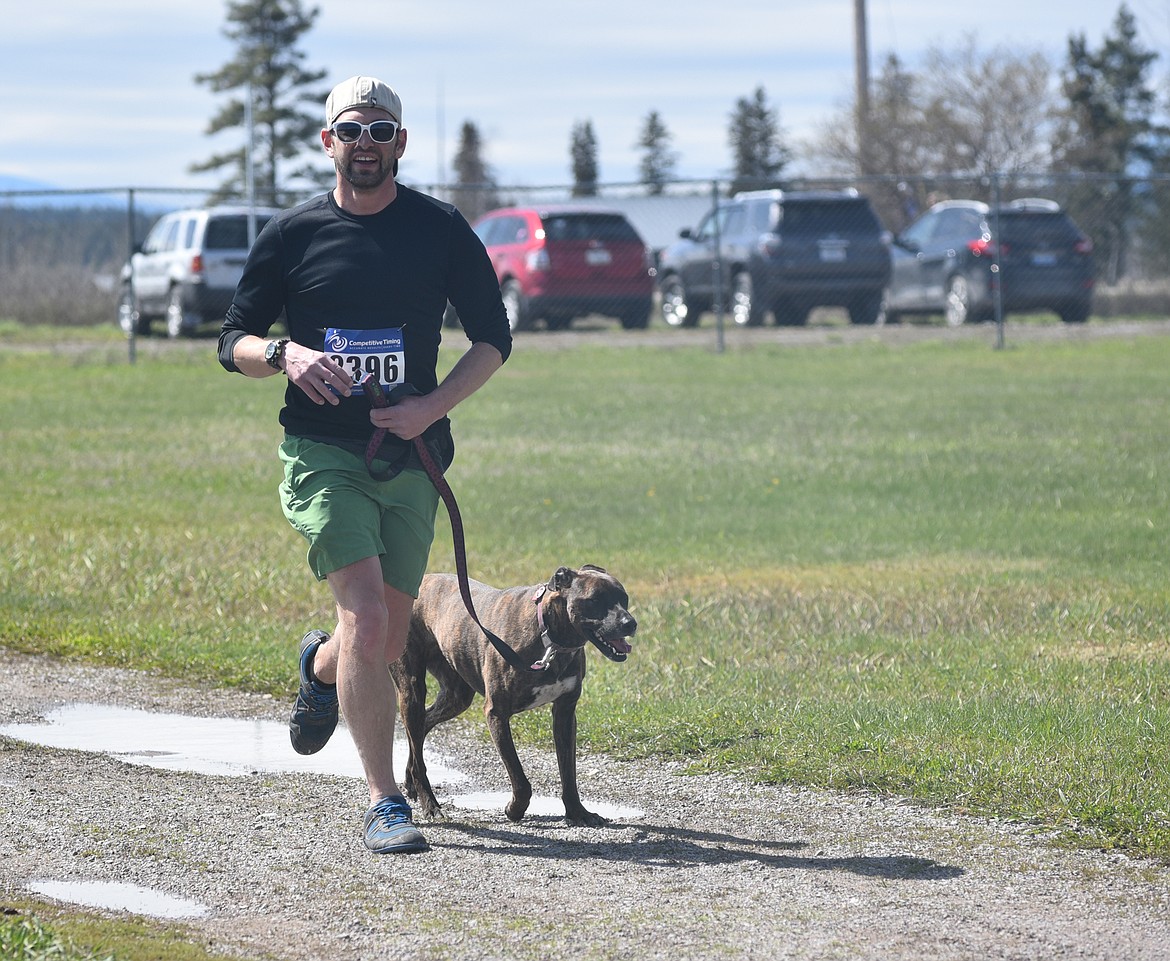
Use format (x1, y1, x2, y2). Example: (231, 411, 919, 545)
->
(747, 200, 775, 234)
(473, 218, 498, 245)
(695, 206, 734, 242)
(997, 212, 1080, 246)
(901, 214, 934, 248)
(932, 208, 983, 245)
(182, 218, 198, 250)
(780, 201, 880, 234)
(722, 205, 748, 237)
(141, 217, 172, 254)
(541, 214, 639, 243)
(694, 210, 719, 242)
(160, 219, 181, 253)
(505, 216, 529, 244)
(204, 214, 272, 250)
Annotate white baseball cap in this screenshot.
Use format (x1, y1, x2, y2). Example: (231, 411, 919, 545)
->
(325, 76, 402, 127)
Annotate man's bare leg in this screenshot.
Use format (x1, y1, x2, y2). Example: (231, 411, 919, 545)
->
(312, 555, 426, 851)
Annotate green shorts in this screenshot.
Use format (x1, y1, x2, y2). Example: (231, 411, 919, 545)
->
(278, 435, 440, 597)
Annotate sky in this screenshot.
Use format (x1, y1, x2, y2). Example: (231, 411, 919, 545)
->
(0, 0, 1159, 196)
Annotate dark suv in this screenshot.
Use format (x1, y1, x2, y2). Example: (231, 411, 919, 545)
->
(470, 205, 655, 331)
(883, 198, 1095, 325)
(656, 189, 891, 327)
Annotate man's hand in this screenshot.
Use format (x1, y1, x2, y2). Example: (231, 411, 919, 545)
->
(284, 342, 353, 406)
(370, 392, 442, 440)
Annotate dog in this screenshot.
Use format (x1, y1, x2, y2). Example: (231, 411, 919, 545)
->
(390, 565, 636, 827)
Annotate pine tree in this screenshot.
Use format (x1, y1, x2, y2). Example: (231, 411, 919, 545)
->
(450, 121, 500, 222)
(191, 0, 329, 205)
(728, 87, 790, 195)
(570, 121, 599, 197)
(1055, 4, 1165, 281)
(636, 111, 678, 196)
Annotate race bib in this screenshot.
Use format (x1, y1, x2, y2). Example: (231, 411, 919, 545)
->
(324, 327, 405, 396)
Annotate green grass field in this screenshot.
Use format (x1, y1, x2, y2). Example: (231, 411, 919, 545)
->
(1, 327, 1167, 862)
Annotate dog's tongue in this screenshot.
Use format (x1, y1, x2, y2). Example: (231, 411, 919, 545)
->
(612, 637, 632, 655)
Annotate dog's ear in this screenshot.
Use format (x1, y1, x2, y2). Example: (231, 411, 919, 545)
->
(579, 564, 608, 575)
(549, 567, 575, 591)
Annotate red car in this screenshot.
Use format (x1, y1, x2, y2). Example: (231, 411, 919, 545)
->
(471, 205, 655, 331)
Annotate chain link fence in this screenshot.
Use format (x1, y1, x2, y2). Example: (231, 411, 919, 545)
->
(2, 173, 1168, 335)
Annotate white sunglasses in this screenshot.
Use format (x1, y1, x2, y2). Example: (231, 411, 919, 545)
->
(330, 120, 400, 144)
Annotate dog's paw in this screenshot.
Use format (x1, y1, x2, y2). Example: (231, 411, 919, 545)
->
(416, 805, 447, 823)
(565, 808, 610, 828)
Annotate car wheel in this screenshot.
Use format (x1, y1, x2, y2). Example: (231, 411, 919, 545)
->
(118, 284, 150, 336)
(772, 298, 809, 327)
(849, 292, 883, 326)
(944, 275, 971, 327)
(545, 313, 572, 331)
(165, 287, 195, 339)
(619, 301, 652, 330)
(876, 289, 899, 326)
(659, 274, 695, 327)
(501, 280, 532, 332)
(442, 303, 460, 329)
(1059, 301, 1091, 324)
(731, 271, 764, 326)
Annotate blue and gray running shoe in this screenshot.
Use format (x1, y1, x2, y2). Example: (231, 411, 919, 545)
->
(289, 630, 338, 755)
(362, 795, 428, 853)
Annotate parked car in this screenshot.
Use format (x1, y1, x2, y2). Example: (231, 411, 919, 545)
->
(118, 206, 277, 337)
(655, 189, 891, 327)
(882, 198, 1095, 326)
(469, 205, 655, 331)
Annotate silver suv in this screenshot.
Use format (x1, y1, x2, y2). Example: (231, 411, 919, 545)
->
(118, 206, 276, 337)
(657, 189, 891, 327)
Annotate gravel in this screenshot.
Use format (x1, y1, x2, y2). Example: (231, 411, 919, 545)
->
(1, 651, 1168, 961)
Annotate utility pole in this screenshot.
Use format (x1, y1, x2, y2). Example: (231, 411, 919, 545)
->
(853, 0, 870, 175)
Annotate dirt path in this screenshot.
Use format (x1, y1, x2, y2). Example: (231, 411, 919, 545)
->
(1, 652, 1168, 961)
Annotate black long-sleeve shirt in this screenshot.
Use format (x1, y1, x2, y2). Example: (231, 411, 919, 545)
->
(218, 186, 511, 459)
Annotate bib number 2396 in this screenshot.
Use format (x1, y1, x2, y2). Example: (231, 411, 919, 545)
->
(324, 327, 405, 396)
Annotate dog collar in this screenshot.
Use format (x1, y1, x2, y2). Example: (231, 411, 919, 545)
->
(532, 586, 568, 670)
(532, 586, 554, 650)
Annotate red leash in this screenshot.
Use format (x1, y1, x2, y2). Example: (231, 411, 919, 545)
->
(362, 377, 545, 672)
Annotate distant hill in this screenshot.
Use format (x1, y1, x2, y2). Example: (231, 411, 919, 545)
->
(0, 173, 58, 192)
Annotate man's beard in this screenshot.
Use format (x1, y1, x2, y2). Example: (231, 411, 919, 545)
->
(337, 154, 396, 190)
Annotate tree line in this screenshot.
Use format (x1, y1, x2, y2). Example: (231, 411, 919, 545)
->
(191, 4, 1159, 190)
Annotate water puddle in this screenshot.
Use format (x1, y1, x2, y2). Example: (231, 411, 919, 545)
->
(27, 880, 209, 919)
(0, 703, 465, 785)
(6, 702, 643, 919)
(0, 704, 643, 818)
(450, 791, 643, 820)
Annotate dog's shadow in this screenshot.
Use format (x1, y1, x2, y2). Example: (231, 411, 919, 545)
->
(430, 815, 965, 881)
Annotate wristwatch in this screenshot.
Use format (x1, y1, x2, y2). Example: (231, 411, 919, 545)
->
(264, 338, 290, 371)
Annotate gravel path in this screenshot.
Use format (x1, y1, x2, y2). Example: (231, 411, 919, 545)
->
(1, 652, 1168, 961)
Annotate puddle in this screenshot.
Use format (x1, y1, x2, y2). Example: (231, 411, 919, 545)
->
(0, 703, 465, 785)
(28, 880, 209, 919)
(2, 703, 642, 825)
(450, 791, 643, 820)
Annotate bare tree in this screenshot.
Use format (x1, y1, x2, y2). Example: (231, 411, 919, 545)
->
(805, 39, 1058, 227)
(920, 35, 1056, 180)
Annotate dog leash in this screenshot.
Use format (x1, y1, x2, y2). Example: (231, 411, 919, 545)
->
(362, 377, 546, 673)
